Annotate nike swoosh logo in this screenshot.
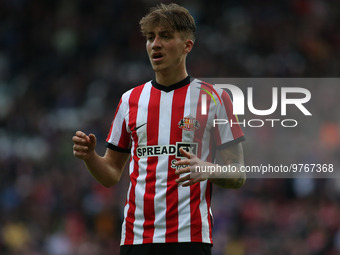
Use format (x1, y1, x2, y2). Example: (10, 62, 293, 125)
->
(134, 122, 147, 131)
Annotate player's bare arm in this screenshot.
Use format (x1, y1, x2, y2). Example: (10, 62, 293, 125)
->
(174, 143, 245, 189)
(72, 131, 130, 188)
(210, 143, 245, 189)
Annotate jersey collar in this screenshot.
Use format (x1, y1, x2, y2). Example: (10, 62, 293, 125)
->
(151, 75, 191, 92)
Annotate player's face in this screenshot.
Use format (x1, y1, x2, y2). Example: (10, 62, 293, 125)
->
(146, 27, 189, 73)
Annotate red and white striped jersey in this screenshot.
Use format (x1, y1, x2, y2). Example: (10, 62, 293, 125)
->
(106, 76, 245, 246)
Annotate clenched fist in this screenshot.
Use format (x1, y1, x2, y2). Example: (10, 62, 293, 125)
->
(72, 131, 97, 160)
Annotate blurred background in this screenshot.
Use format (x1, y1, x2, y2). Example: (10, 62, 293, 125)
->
(0, 0, 340, 254)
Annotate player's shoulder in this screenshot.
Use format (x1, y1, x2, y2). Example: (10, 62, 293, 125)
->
(191, 78, 233, 101)
(120, 80, 152, 101)
(190, 78, 223, 94)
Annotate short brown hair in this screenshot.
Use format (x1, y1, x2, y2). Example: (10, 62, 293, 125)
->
(140, 3, 196, 42)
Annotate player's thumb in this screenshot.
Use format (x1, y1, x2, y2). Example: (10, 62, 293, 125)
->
(179, 148, 190, 158)
(89, 134, 97, 144)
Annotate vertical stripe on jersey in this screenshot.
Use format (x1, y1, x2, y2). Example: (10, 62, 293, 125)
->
(124, 84, 144, 245)
(212, 89, 244, 145)
(142, 86, 161, 242)
(189, 83, 212, 243)
(221, 91, 244, 139)
(132, 84, 153, 244)
(193, 81, 218, 243)
(194, 81, 213, 161)
(119, 93, 131, 245)
(177, 85, 196, 241)
(205, 180, 213, 243)
(199, 88, 214, 244)
(154, 90, 173, 242)
(118, 119, 130, 148)
(166, 85, 189, 242)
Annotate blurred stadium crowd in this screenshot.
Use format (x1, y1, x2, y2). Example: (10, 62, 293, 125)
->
(0, 0, 340, 254)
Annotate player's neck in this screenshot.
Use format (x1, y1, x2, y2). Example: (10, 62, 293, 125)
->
(155, 69, 188, 87)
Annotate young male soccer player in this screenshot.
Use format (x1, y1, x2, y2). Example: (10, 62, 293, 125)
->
(72, 3, 246, 255)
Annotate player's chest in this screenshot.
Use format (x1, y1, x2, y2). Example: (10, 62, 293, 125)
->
(126, 92, 211, 144)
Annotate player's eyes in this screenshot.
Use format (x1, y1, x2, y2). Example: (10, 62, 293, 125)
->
(147, 34, 171, 41)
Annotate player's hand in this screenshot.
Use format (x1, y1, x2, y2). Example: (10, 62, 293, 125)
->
(72, 131, 97, 160)
(174, 148, 207, 187)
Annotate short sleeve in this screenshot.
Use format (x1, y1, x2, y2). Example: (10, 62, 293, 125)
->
(106, 97, 131, 153)
(211, 89, 245, 150)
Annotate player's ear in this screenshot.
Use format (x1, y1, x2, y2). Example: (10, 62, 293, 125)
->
(183, 39, 194, 54)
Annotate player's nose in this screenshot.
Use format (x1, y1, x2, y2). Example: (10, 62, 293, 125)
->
(152, 35, 162, 49)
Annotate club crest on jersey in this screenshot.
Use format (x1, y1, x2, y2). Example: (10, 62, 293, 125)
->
(178, 115, 200, 131)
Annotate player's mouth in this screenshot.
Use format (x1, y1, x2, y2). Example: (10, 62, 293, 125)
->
(152, 52, 163, 62)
